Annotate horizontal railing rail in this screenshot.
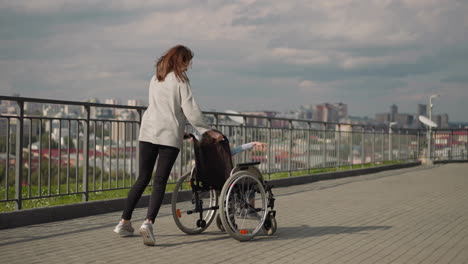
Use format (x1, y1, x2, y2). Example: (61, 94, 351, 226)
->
(1, 95, 467, 210)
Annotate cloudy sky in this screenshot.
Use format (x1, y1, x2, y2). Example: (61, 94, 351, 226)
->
(1, 0, 467, 121)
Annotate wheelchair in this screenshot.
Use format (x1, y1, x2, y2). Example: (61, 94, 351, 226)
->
(171, 136, 277, 242)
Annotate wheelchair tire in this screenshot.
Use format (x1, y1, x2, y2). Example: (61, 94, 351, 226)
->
(219, 171, 268, 241)
(171, 171, 217, 235)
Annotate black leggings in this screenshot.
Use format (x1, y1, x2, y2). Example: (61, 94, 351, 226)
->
(122, 141, 179, 223)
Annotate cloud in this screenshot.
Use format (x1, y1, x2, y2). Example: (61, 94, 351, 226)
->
(441, 74, 468, 83)
(1, 0, 468, 121)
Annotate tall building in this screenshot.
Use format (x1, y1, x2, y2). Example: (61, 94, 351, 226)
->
(417, 104, 427, 117)
(431, 114, 449, 128)
(241, 111, 281, 127)
(390, 104, 398, 122)
(439, 114, 449, 128)
(105, 98, 119, 105)
(311, 103, 347, 123)
(127, 99, 141, 107)
(416, 104, 428, 128)
(394, 113, 414, 128)
(375, 113, 391, 124)
(334, 103, 348, 119)
(312, 105, 324, 122)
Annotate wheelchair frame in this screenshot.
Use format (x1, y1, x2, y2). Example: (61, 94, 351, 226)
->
(171, 161, 277, 241)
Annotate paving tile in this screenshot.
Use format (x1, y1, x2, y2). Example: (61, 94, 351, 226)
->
(1, 164, 467, 264)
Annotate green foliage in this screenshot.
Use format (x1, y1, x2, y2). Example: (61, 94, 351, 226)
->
(0, 160, 403, 212)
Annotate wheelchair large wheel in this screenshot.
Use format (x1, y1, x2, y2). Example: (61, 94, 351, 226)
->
(219, 171, 268, 241)
(171, 171, 217, 234)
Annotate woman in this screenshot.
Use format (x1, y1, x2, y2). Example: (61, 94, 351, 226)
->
(114, 45, 223, 246)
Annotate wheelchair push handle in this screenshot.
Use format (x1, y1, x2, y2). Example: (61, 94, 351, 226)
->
(183, 132, 227, 142)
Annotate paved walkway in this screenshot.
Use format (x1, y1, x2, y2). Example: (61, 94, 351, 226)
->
(1, 163, 468, 264)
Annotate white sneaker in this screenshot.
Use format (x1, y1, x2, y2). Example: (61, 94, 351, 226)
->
(113, 221, 135, 237)
(139, 222, 155, 246)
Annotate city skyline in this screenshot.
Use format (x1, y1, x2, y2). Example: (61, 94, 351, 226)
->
(1, 1, 467, 121)
(1, 94, 457, 129)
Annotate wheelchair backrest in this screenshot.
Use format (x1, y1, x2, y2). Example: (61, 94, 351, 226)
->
(192, 135, 233, 190)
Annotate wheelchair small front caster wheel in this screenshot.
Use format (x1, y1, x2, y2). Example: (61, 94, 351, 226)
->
(263, 215, 277, 236)
(196, 219, 207, 228)
(216, 214, 225, 232)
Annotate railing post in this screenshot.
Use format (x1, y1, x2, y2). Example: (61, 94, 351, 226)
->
(406, 130, 409, 162)
(307, 122, 311, 173)
(136, 109, 142, 183)
(214, 113, 219, 130)
(288, 120, 293, 177)
(267, 118, 272, 180)
(466, 129, 468, 160)
(450, 129, 454, 160)
(398, 129, 401, 161)
(350, 125, 353, 169)
(381, 129, 384, 163)
(361, 127, 365, 167)
(372, 127, 375, 165)
(428, 128, 432, 161)
(322, 123, 326, 168)
(82, 104, 90, 202)
(389, 127, 392, 161)
(15, 100, 24, 210)
(242, 116, 247, 162)
(337, 124, 341, 169)
(417, 130, 420, 161)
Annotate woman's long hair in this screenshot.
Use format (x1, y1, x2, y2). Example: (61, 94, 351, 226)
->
(156, 45, 193, 83)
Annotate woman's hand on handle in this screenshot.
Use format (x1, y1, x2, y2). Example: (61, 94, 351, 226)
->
(251, 142, 267, 151)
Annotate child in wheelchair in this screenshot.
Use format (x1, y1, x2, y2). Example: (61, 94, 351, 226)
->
(186, 132, 267, 220)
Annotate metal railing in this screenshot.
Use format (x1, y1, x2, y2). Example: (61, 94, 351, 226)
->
(1, 95, 467, 210)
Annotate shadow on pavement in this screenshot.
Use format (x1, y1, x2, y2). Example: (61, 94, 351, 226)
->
(251, 225, 392, 242)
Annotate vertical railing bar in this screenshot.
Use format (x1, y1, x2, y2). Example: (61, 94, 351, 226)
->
(417, 131, 420, 161)
(39, 119, 42, 197)
(93, 120, 97, 191)
(28, 118, 32, 198)
(267, 120, 272, 179)
(116, 120, 120, 189)
(48, 119, 52, 196)
(123, 122, 127, 187)
(82, 105, 90, 202)
(130, 122, 134, 184)
(350, 127, 353, 169)
(67, 120, 70, 193)
(75, 121, 79, 194)
(381, 129, 384, 164)
(5, 118, 9, 201)
(109, 121, 112, 189)
(450, 129, 453, 161)
(405, 130, 408, 161)
(398, 129, 401, 162)
(58, 120, 61, 195)
(307, 122, 311, 173)
(361, 128, 364, 168)
(136, 109, 142, 187)
(372, 127, 375, 166)
(242, 117, 247, 163)
(288, 121, 292, 177)
(101, 121, 104, 190)
(15, 101, 24, 209)
(337, 124, 341, 169)
(325, 124, 329, 168)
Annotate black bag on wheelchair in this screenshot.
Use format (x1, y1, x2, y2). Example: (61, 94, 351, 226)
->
(192, 135, 233, 191)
